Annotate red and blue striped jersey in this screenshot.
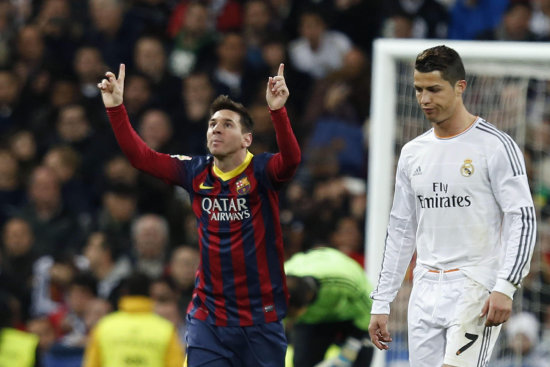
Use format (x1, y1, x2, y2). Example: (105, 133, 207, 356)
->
(106, 105, 301, 326)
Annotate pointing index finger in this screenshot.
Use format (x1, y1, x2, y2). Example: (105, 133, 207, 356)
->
(277, 63, 284, 77)
(118, 63, 126, 82)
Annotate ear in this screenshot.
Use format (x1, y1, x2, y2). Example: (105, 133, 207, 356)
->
(455, 80, 467, 96)
(242, 132, 252, 148)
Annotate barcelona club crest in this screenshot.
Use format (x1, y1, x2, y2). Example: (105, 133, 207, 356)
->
(236, 177, 251, 195)
(460, 159, 474, 177)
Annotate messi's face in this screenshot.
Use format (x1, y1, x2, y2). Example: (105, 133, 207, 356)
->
(207, 109, 251, 158)
(414, 70, 465, 125)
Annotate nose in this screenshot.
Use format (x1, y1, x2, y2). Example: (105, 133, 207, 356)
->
(211, 123, 222, 134)
(420, 91, 431, 105)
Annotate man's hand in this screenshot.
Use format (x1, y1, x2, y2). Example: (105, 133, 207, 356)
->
(480, 291, 512, 327)
(266, 63, 289, 110)
(368, 314, 392, 350)
(97, 63, 125, 108)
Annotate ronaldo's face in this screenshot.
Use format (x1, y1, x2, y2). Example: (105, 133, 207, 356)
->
(414, 70, 462, 125)
(207, 109, 250, 157)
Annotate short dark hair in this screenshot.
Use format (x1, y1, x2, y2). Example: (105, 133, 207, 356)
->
(120, 272, 151, 297)
(210, 95, 254, 133)
(286, 275, 316, 309)
(72, 271, 98, 297)
(415, 45, 466, 86)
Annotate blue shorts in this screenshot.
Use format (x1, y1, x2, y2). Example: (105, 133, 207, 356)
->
(185, 316, 287, 367)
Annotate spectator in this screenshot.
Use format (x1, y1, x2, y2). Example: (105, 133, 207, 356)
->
(1, 217, 36, 289)
(530, 0, 550, 40)
(210, 31, 261, 105)
(130, 214, 170, 279)
(168, 1, 218, 78)
(330, 216, 365, 267)
(167, 245, 200, 316)
(83, 231, 132, 304)
(0, 69, 24, 135)
(50, 271, 97, 347)
(174, 70, 214, 156)
(8, 130, 38, 183)
(167, 0, 243, 37)
(72, 46, 108, 116)
(448, 0, 509, 40)
(0, 292, 40, 367)
(0, 149, 25, 225)
(51, 104, 115, 184)
(18, 165, 82, 256)
(122, 72, 153, 122)
(95, 183, 138, 253)
(381, 10, 415, 38)
(82, 272, 184, 367)
(34, 0, 82, 73)
(85, 0, 143, 69)
(288, 8, 353, 79)
(492, 312, 550, 367)
(242, 0, 276, 69)
(382, 0, 448, 39)
(133, 34, 181, 113)
(302, 47, 371, 128)
(0, 1, 17, 68)
(30, 251, 88, 317)
(476, 1, 536, 41)
(285, 247, 374, 367)
(43, 145, 94, 221)
(260, 35, 312, 121)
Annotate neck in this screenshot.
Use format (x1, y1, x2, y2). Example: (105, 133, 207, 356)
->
(213, 149, 248, 173)
(433, 106, 476, 138)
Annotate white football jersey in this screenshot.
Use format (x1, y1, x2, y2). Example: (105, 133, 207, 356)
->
(371, 118, 536, 314)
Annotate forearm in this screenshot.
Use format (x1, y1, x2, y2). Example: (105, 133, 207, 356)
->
(106, 105, 182, 184)
(495, 206, 536, 298)
(267, 107, 301, 182)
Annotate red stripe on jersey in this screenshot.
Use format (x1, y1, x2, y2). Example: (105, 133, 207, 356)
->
(248, 172, 277, 323)
(228, 179, 252, 325)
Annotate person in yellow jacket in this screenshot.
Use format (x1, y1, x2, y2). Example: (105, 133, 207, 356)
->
(82, 272, 184, 367)
(0, 291, 41, 367)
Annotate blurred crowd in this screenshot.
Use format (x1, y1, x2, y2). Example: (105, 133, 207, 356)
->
(0, 0, 550, 365)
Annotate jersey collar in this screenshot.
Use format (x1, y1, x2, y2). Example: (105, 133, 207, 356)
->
(213, 151, 254, 181)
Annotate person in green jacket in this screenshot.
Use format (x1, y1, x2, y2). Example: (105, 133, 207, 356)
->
(285, 247, 373, 367)
(0, 291, 41, 367)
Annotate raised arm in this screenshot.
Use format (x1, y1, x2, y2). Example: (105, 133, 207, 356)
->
(98, 64, 186, 186)
(266, 64, 301, 183)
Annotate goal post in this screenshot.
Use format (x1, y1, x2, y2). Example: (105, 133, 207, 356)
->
(366, 39, 550, 367)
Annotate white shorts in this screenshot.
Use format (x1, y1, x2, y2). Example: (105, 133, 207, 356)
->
(407, 268, 501, 367)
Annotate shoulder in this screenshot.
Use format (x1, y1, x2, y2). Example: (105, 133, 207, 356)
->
(175, 155, 212, 173)
(473, 119, 518, 147)
(401, 129, 433, 155)
(324, 31, 352, 47)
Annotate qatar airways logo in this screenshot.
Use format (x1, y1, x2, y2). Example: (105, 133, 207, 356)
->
(201, 197, 251, 221)
(417, 182, 472, 209)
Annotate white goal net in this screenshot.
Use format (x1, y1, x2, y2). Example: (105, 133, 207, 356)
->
(366, 39, 550, 367)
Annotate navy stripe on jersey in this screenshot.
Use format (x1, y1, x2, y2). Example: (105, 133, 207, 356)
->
(476, 122, 524, 176)
(476, 326, 491, 367)
(507, 206, 536, 285)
